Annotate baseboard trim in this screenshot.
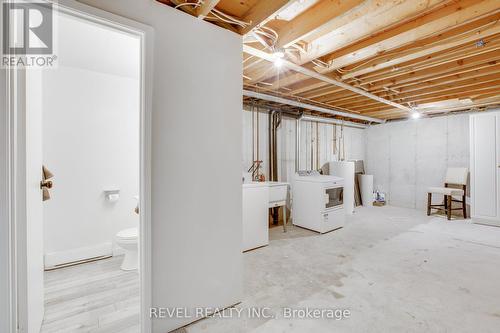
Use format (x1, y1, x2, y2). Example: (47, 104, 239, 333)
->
(44, 242, 113, 269)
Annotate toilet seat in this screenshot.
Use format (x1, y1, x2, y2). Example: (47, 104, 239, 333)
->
(116, 227, 138, 241)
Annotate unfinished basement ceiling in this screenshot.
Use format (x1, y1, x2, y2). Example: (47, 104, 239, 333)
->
(159, 0, 500, 122)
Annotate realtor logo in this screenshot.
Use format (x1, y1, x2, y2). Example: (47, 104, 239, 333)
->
(2, 0, 56, 67)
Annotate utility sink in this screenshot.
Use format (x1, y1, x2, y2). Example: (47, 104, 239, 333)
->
(263, 181, 288, 206)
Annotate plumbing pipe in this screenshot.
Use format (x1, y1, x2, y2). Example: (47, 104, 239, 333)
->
(300, 115, 367, 129)
(243, 90, 384, 124)
(295, 118, 300, 172)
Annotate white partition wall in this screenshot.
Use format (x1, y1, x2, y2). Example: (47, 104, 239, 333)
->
(77, 1, 243, 332)
(470, 111, 500, 225)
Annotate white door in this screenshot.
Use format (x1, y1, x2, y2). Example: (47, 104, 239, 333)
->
(497, 115, 500, 222)
(16, 69, 45, 333)
(471, 113, 499, 224)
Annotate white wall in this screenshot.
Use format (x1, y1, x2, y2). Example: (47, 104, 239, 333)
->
(76, 1, 243, 332)
(42, 65, 140, 266)
(38, 13, 141, 266)
(365, 114, 470, 209)
(0, 49, 11, 332)
(242, 108, 366, 183)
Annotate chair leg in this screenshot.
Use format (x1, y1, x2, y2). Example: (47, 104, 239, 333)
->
(447, 195, 452, 220)
(462, 194, 467, 218)
(427, 193, 432, 216)
(444, 194, 447, 210)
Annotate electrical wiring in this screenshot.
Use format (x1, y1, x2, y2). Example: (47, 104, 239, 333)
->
(212, 8, 249, 27)
(174, 1, 200, 10)
(206, 11, 245, 27)
(290, 43, 307, 54)
(253, 30, 277, 48)
(252, 31, 273, 50)
(260, 26, 279, 41)
(254, 30, 276, 41)
(312, 59, 329, 69)
(174, 0, 250, 28)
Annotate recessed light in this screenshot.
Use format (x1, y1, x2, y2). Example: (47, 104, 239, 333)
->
(411, 112, 421, 119)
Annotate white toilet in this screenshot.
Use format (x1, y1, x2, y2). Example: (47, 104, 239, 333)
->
(116, 227, 138, 271)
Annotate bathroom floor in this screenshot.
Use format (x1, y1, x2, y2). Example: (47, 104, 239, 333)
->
(41, 255, 140, 333)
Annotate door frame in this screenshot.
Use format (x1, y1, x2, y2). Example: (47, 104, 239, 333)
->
(1, 1, 154, 332)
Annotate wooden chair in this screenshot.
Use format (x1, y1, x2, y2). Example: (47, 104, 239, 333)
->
(427, 168, 468, 220)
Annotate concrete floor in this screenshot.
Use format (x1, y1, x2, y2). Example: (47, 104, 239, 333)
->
(187, 205, 500, 333)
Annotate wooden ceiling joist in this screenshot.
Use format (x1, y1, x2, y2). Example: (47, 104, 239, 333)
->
(316, 0, 500, 74)
(238, 0, 294, 35)
(342, 23, 500, 80)
(385, 65, 500, 94)
(362, 50, 500, 89)
(163, 0, 500, 120)
(275, 0, 364, 48)
(300, 0, 446, 65)
(243, 45, 412, 113)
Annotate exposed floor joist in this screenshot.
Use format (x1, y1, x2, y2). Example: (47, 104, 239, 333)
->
(239, 0, 294, 35)
(275, 0, 365, 48)
(243, 45, 412, 113)
(161, 0, 500, 120)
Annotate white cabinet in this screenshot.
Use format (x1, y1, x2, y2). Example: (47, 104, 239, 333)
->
(242, 183, 269, 251)
(470, 112, 500, 225)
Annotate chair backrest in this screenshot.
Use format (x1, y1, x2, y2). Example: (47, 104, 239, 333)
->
(445, 167, 468, 185)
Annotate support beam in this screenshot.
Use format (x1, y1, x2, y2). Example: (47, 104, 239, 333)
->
(196, 0, 220, 18)
(239, 0, 294, 35)
(276, 0, 364, 48)
(243, 45, 412, 113)
(243, 90, 385, 123)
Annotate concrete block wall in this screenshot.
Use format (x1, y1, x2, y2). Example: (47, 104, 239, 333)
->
(365, 114, 470, 209)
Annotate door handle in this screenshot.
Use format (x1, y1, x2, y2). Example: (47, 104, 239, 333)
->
(41, 165, 54, 201)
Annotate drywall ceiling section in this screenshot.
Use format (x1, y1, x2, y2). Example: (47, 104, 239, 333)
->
(56, 12, 140, 79)
(365, 114, 470, 209)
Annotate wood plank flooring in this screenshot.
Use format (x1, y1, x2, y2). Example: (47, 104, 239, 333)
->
(41, 256, 140, 333)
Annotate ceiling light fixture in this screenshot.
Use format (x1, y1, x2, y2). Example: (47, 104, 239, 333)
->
(273, 57, 284, 68)
(274, 50, 285, 58)
(411, 112, 421, 119)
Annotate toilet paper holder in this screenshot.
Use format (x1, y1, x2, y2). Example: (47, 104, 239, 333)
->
(104, 188, 120, 202)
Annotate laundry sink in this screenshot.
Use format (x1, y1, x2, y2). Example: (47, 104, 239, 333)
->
(264, 182, 288, 206)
